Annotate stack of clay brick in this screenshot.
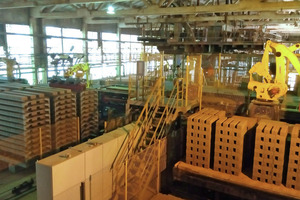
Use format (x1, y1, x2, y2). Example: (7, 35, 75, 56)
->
(186, 111, 300, 190)
(186, 108, 226, 168)
(186, 108, 256, 175)
(186, 108, 257, 174)
(25, 86, 78, 150)
(251, 120, 300, 190)
(286, 124, 300, 189)
(0, 89, 51, 163)
(75, 89, 99, 140)
(252, 120, 288, 185)
(214, 116, 257, 175)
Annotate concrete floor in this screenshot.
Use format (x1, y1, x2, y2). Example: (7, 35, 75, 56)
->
(0, 166, 36, 200)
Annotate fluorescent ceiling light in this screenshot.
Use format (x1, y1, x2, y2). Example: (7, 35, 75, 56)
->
(107, 5, 115, 14)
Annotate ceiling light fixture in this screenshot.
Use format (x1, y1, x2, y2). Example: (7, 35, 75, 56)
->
(107, 5, 115, 14)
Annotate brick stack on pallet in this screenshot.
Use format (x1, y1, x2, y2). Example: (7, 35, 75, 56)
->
(186, 108, 225, 168)
(0, 90, 51, 165)
(25, 86, 78, 150)
(252, 120, 288, 185)
(184, 108, 300, 192)
(286, 124, 300, 189)
(214, 116, 256, 175)
(74, 89, 99, 140)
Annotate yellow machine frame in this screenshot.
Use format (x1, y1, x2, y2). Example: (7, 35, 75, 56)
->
(248, 41, 300, 101)
(64, 63, 91, 88)
(0, 57, 21, 79)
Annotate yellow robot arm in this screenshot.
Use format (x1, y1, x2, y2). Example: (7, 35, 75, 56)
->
(64, 63, 91, 88)
(248, 40, 273, 83)
(248, 41, 300, 101)
(0, 57, 20, 79)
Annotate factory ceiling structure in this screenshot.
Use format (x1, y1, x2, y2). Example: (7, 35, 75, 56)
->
(0, 0, 300, 53)
(2, 2, 300, 200)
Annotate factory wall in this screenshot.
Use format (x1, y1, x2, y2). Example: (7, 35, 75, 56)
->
(0, 8, 30, 25)
(43, 18, 83, 30)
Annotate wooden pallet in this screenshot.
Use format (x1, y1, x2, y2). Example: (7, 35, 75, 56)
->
(25, 86, 78, 150)
(73, 89, 99, 140)
(0, 90, 52, 165)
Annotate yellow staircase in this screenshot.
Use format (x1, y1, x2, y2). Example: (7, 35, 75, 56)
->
(112, 77, 181, 200)
(112, 54, 204, 200)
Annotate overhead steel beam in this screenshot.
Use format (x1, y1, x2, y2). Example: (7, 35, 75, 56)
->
(85, 18, 120, 24)
(0, 0, 134, 9)
(31, 1, 300, 19)
(122, 12, 300, 24)
(109, 1, 300, 16)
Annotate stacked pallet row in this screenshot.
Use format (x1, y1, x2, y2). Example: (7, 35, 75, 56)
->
(186, 108, 225, 168)
(25, 86, 78, 150)
(286, 124, 300, 189)
(214, 116, 256, 175)
(252, 120, 288, 185)
(75, 89, 99, 140)
(0, 90, 52, 164)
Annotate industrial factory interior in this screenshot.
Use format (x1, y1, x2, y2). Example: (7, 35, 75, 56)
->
(1, 0, 300, 199)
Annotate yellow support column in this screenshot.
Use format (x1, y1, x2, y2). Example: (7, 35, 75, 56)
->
(218, 53, 221, 88)
(160, 52, 164, 77)
(185, 56, 189, 107)
(284, 59, 290, 105)
(198, 55, 203, 110)
(176, 80, 179, 107)
(128, 75, 131, 100)
(39, 128, 42, 159)
(77, 117, 80, 142)
(160, 52, 165, 105)
(157, 140, 161, 193)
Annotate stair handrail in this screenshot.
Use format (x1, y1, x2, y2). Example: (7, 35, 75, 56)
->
(111, 77, 163, 170)
(136, 79, 180, 198)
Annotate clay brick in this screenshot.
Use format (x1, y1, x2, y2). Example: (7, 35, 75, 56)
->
(286, 124, 300, 190)
(214, 116, 257, 176)
(186, 108, 225, 168)
(252, 120, 288, 185)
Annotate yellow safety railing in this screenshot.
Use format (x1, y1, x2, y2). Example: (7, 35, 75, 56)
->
(128, 75, 132, 99)
(113, 54, 204, 200)
(111, 78, 163, 191)
(128, 78, 181, 199)
(176, 78, 184, 107)
(113, 82, 178, 200)
(128, 52, 164, 101)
